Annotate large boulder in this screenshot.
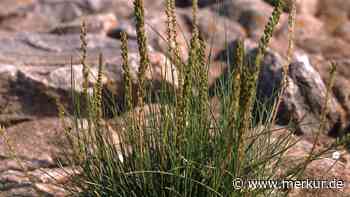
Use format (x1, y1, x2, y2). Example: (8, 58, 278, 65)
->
(257, 50, 345, 136)
(213, 41, 345, 136)
(0, 33, 177, 117)
(312, 58, 350, 123)
(0, 118, 77, 196)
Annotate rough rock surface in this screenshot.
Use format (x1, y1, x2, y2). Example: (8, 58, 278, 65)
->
(0, 118, 74, 196)
(283, 133, 350, 196)
(255, 48, 344, 136)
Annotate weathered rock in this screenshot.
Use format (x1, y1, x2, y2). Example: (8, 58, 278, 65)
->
(283, 136, 350, 196)
(0, 65, 27, 126)
(333, 21, 350, 43)
(0, 33, 178, 117)
(295, 0, 319, 16)
(299, 36, 350, 60)
(258, 51, 344, 135)
(0, 0, 115, 33)
(0, 0, 35, 18)
(212, 40, 344, 135)
(0, 32, 135, 66)
(113, 9, 190, 61)
(0, 119, 79, 196)
(50, 13, 118, 35)
(0, 0, 52, 33)
(0, 33, 127, 116)
(182, 8, 246, 50)
(214, 42, 345, 136)
(276, 14, 325, 43)
(211, 0, 273, 39)
(317, 0, 350, 19)
(0, 167, 76, 197)
(324, 59, 350, 120)
(316, 1, 349, 35)
(0, 118, 70, 165)
(110, 0, 165, 20)
(36, 0, 114, 23)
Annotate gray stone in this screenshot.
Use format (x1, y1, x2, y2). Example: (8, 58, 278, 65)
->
(257, 50, 344, 135)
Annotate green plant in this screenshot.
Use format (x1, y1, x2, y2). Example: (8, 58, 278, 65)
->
(56, 0, 350, 196)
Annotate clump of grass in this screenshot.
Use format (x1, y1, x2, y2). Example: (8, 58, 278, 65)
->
(59, 0, 350, 196)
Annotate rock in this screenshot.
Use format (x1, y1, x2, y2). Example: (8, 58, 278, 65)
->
(211, 0, 273, 39)
(0, 65, 25, 125)
(182, 8, 246, 50)
(317, 0, 349, 33)
(333, 21, 350, 43)
(212, 41, 345, 135)
(0, 33, 129, 116)
(0, 33, 177, 117)
(0, 118, 70, 165)
(148, 10, 190, 61)
(334, 78, 350, 119)
(0, 167, 76, 196)
(295, 0, 319, 16)
(110, 0, 164, 19)
(34, 182, 70, 196)
(107, 20, 138, 39)
(0, 0, 115, 33)
(0, 0, 35, 18)
(275, 14, 325, 44)
(308, 56, 350, 130)
(0, 32, 135, 66)
(106, 7, 191, 60)
(36, 0, 114, 23)
(265, 0, 319, 15)
(328, 59, 350, 120)
(272, 14, 324, 55)
(0, 119, 79, 196)
(317, 0, 350, 20)
(0, 0, 52, 33)
(18, 50, 177, 94)
(232, 45, 344, 136)
(277, 53, 344, 135)
(283, 136, 350, 196)
(299, 36, 350, 60)
(175, 0, 218, 8)
(50, 13, 118, 35)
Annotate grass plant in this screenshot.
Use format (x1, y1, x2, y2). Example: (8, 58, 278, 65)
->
(4, 0, 346, 196)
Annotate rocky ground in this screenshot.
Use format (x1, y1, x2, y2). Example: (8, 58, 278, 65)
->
(0, 0, 350, 196)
